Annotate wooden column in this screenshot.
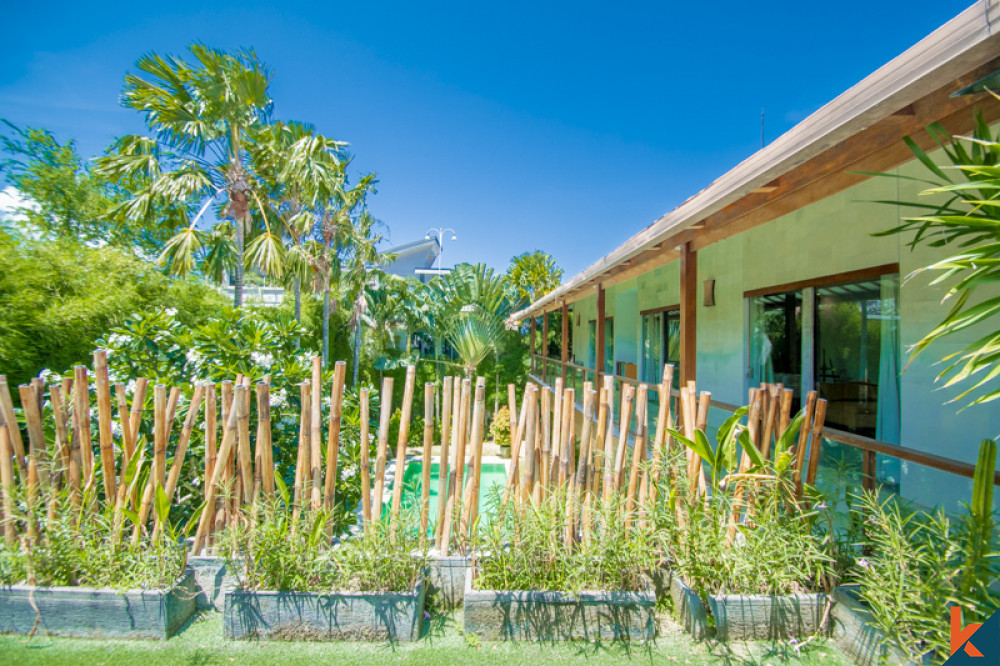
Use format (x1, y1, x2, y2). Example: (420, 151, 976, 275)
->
(595, 284, 606, 388)
(542, 311, 549, 383)
(560, 301, 569, 382)
(680, 242, 697, 387)
(529, 317, 537, 376)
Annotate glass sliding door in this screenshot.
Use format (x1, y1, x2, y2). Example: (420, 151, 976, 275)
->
(641, 312, 663, 384)
(586, 320, 597, 370)
(748, 290, 803, 406)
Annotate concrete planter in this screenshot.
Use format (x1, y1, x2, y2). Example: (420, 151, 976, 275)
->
(463, 567, 655, 641)
(830, 585, 913, 665)
(670, 572, 829, 641)
(426, 554, 470, 609)
(188, 555, 239, 611)
(224, 577, 426, 641)
(0, 570, 197, 639)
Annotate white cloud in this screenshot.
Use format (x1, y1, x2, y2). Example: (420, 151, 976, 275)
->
(0, 186, 37, 222)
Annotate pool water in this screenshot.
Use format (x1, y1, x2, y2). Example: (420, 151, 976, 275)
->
(387, 461, 508, 532)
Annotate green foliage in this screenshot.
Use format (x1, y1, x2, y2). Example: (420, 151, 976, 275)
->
(475, 488, 662, 592)
(0, 232, 225, 390)
(0, 486, 187, 590)
(871, 106, 1000, 406)
(488, 405, 511, 447)
(505, 250, 563, 304)
(853, 440, 999, 664)
(220, 495, 425, 593)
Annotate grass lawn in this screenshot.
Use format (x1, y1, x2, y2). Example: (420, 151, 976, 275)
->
(0, 609, 850, 666)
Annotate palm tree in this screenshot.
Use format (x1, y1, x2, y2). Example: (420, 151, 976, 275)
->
(344, 213, 392, 384)
(96, 44, 279, 307)
(428, 263, 521, 378)
(506, 250, 563, 304)
(250, 120, 345, 322)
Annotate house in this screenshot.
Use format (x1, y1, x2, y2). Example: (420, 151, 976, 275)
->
(511, 1, 1000, 511)
(380, 237, 448, 283)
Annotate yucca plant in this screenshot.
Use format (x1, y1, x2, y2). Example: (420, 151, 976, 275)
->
(871, 103, 1000, 407)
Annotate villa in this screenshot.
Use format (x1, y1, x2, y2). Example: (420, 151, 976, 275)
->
(511, 0, 1000, 510)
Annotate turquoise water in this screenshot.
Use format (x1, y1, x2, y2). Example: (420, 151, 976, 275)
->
(387, 461, 507, 531)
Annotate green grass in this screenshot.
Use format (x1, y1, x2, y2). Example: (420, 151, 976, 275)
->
(0, 609, 850, 665)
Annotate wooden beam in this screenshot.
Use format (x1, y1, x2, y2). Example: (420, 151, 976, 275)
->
(560, 301, 569, 382)
(595, 285, 606, 387)
(679, 243, 697, 387)
(542, 312, 549, 383)
(529, 317, 536, 374)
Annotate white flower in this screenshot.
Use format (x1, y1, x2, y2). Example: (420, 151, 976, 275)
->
(341, 465, 357, 480)
(186, 349, 204, 368)
(126, 379, 137, 395)
(251, 352, 274, 369)
(111, 420, 122, 437)
(270, 388, 288, 408)
(164, 307, 178, 317)
(38, 369, 56, 384)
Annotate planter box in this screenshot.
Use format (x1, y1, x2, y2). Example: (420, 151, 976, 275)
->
(188, 556, 239, 611)
(830, 585, 912, 666)
(224, 577, 426, 641)
(709, 591, 828, 641)
(670, 572, 829, 641)
(463, 567, 655, 641)
(426, 554, 470, 610)
(0, 570, 197, 639)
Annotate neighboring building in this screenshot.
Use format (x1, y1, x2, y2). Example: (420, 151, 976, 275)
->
(381, 237, 449, 283)
(512, 1, 1000, 511)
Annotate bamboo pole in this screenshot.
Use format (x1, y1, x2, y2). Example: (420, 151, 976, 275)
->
(439, 378, 464, 555)
(0, 406, 18, 546)
(612, 384, 635, 493)
(520, 389, 539, 504)
(551, 377, 564, 477)
(434, 377, 453, 551)
(128, 378, 148, 449)
(450, 379, 471, 515)
(310, 357, 323, 509)
(324, 361, 347, 510)
(71, 366, 94, 488)
(372, 377, 394, 520)
(255, 382, 273, 498)
(113, 384, 133, 469)
(93, 351, 117, 504)
(390, 366, 417, 530)
(0, 377, 27, 483)
(625, 384, 648, 523)
(192, 385, 247, 554)
(777, 388, 794, 440)
(539, 386, 552, 490)
(293, 381, 311, 516)
(759, 385, 780, 460)
(689, 391, 711, 496)
(152, 385, 167, 496)
(569, 386, 595, 541)
(558, 388, 575, 488)
(503, 384, 532, 502)
(20, 384, 48, 491)
(600, 377, 617, 500)
(419, 383, 435, 545)
(593, 377, 611, 498)
(804, 398, 829, 488)
(647, 366, 674, 507)
(793, 391, 817, 496)
(236, 384, 252, 505)
(50, 385, 72, 483)
(359, 388, 372, 527)
(460, 378, 487, 539)
(152, 385, 205, 540)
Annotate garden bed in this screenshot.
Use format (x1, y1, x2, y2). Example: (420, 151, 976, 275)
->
(426, 554, 470, 609)
(0, 570, 197, 639)
(670, 573, 828, 641)
(462, 567, 655, 641)
(223, 577, 426, 641)
(829, 585, 911, 666)
(188, 555, 239, 611)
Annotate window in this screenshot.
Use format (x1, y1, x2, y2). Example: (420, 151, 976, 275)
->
(641, 309, 681, 387)
(747, 270, 899, 440)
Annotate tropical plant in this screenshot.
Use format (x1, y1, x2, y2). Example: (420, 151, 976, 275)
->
(95, 44, 279, 307)
(220, 485, 425, 593)
(506, 250, 563, 304)
(476, 487, 661, 592)
(427, 263, 521, 378)
(871, 106, 1000, 406)
(488, 405, 512, 447)
(852, 439, 999, 664)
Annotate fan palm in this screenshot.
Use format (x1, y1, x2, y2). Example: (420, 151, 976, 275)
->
(95, 44, 278, 307)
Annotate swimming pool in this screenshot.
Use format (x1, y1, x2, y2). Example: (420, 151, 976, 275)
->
(389, 461, 508, 532)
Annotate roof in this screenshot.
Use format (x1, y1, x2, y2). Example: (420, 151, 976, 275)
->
(512, 0, 1000, 321)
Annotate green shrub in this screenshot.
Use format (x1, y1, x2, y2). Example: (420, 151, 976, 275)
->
(488, 406, 511, 447)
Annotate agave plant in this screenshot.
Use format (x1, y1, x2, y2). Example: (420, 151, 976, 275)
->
(871, 104, 1000, 407)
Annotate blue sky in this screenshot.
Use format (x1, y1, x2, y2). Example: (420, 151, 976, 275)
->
(0, 0, 973, 277)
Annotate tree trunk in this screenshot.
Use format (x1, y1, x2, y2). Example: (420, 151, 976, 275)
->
(294, 277, 302, 322)
(234, 217, 245, 308)
(352, 321, 362, 386)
